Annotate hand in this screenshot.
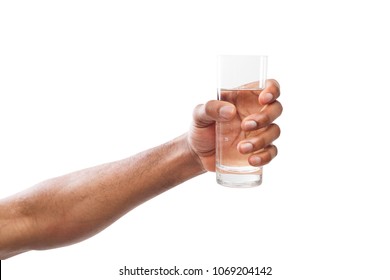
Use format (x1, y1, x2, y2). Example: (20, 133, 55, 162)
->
(188, 79, 282, 172)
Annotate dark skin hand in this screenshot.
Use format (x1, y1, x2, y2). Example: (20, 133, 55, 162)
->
(188, 79, 282, 170)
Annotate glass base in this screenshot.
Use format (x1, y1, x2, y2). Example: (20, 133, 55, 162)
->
(216, 164, 262, 188)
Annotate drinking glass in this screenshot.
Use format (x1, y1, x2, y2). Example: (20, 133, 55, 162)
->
(216, 55, 268, 187)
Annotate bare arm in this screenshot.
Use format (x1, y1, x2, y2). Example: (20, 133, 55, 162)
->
(0, 79, 282, 260)
(0, 134, 204, 259)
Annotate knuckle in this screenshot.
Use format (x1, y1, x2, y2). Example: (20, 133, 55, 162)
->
(260, 113, 271, 125)
(274, 100, 283, 113)
(279, 101, 283, 113)
(256, 137, 266, 149)
(267, 79, 281, 93)
(272, 144, 278, 157)
(269, 78, 280, 88)
(262, 145, 278, 165)
(264, 153, 272, 164)
(271, 124, 281, 138)
(204, 100, 218, 117)
(192, 103, 204, 118)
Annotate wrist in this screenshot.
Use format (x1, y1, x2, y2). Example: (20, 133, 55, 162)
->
(174, 133, 207, 176)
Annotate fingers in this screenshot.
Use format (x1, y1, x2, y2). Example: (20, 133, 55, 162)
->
(193, 100, 236, 128)
(241, 100, 283, 131)
(238, 124, 281, 155)
(248, 145, 278, 166)
(259, 79, 281, 105)
(241, 79, 282, 131)
(192, 79, 282, 168)
(240, 79, 281, 166)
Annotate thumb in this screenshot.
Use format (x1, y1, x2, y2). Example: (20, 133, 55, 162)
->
(193, 100, 236, 128)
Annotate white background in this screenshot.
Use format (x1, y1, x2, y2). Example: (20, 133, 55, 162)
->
(1, 0, 389, 279)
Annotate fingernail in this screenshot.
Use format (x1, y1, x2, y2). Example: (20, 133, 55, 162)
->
(261, 92, 273, 104)
(250, 156, 262, 166)
(244, 120, 257, 130)
(239, 142, 253, 154)
(219, 106, 235, 119)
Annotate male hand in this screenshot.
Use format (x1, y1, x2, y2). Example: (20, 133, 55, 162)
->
(188, 79, 282, 172)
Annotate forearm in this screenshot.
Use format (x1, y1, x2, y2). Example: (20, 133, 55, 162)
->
(0, 134, 205, 259)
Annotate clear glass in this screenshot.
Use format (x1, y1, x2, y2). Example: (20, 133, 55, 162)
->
(216, 55, 268, 188)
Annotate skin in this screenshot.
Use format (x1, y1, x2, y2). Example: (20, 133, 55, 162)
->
(215, 82, 279, 166)
(0, 79, 282, 260)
